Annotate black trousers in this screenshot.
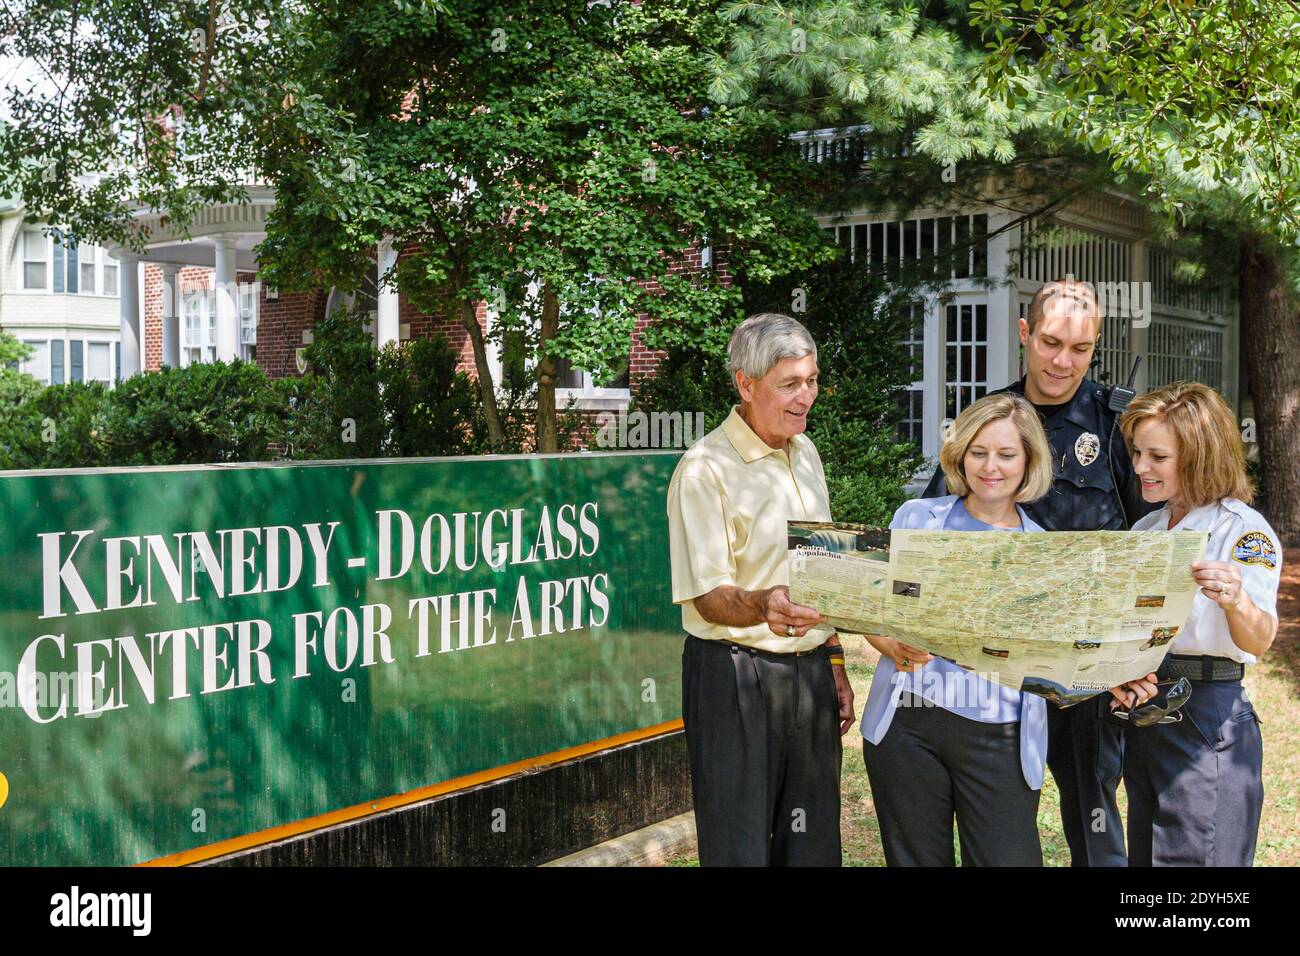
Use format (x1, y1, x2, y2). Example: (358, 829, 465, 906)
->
(1046, 695, 1128, 866)
(1125, 678, 1264, 866)
(862, 695, 1042, 866)
(681, 635, 842, 866)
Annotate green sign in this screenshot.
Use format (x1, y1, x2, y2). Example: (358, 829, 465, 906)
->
(0, 451, 683, 866)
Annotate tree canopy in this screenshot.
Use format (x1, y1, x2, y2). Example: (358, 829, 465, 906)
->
(2, 0, 837, 450)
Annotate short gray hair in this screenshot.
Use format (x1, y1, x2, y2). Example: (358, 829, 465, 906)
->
(727, 312, 818, 392)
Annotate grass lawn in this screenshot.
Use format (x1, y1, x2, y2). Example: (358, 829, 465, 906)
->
(669, 546, 1300, 867)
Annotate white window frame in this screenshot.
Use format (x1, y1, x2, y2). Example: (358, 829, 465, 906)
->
(182, 289, 217, 366)
(940, 293, 992, 426)
(897, 300, 926, 449)
(19, 338, 51, 384)
(78, 244, 98, 295)
(85, 341, 113, 384)
(21, 229, 49, 291)
(239, 281, 258, 357)
(102, 254, 119, 297)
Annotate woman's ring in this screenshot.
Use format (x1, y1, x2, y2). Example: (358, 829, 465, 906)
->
(787, 625, 795, 637)
(900, 657, 911, 669)
(1219, 581, 1227, 593)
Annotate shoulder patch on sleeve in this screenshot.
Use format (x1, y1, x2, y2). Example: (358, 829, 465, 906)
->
(1233, 531, 1279, 570)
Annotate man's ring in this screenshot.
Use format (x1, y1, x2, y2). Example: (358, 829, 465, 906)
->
(1219, 581, 1227, 593)
(787, 625, 795, 636)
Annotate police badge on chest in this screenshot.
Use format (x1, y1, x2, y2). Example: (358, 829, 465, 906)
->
(1074, 432, 1101, 466)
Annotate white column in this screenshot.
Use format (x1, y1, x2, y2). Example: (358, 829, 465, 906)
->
(213, 236, 239, 361)
(161, 265, 182, 368)
(376, 237, 400, 347)
(118, 253, 142, 377)
(985, 210, 1017, 389)
(1130, 239, 1151, 393)
(922, 293, 944, 463)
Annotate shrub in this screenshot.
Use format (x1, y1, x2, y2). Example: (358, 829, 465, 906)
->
(0, 369, 47, 470)
(285, 305, 493, 458)
(0, 381, 118, 469)
(107, 360, 286, 464)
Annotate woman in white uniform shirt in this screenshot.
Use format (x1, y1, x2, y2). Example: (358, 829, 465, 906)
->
(1120, 382, 1282, 866)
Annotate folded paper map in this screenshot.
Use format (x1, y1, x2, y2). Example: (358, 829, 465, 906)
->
(788, 521, 1208, 706)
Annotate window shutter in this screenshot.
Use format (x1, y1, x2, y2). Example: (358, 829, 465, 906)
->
(51, 340, 65, 385)
(70, 341, 84, 383)
(66, 239, 79, 293)
(52, 235, 64, 293)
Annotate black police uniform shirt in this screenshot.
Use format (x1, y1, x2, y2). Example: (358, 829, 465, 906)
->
(923, 378, 1159, 532)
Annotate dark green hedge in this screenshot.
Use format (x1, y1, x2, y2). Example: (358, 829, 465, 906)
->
(0, 311, 491, 470)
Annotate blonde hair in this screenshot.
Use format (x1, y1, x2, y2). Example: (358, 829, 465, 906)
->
(1120, 382, 1253, 507)
(940, 393, 1054, 502)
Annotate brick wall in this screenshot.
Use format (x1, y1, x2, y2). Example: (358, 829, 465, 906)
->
(138, 242, 732, 425)
(254, 286, 330, 378)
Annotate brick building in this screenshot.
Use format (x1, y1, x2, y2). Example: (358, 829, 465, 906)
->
(111, 185, 679, 418)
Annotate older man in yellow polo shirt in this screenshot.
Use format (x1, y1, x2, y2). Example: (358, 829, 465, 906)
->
(667, 312, 853, 867)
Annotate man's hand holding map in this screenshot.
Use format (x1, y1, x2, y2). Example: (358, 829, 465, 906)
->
(788, 521, 1209, 705)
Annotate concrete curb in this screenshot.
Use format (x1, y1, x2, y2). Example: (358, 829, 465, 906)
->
(543, 811, 697, 867)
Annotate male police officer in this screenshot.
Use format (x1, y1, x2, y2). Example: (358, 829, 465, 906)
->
(924, 277, 1156, 866)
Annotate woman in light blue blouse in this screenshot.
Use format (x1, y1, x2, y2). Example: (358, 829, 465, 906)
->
(862, 393, 1054, 866)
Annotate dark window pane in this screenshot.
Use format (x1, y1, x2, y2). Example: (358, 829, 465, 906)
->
(854, 224, 869, 263)
(920, 218, 935, 275)
(870, 222, 884, 273)
(955, 216, 970, 279)
(903, 220, 917, 263)
(976, 305, 987, 342)
(960, 304, 971, 342)
(66, 241, 78, 294)
(945, 384, 957, 420)
(936, 217, 952, 277)
(976, 347, 987, 382)
(973, 214, 988, 277)
(946, 346, 956, 383)
(946, 304, 957, 342)
(551, 355, 584, 389)
(70, 340, 84, 383)
(885, 221, 900, 280)
(961, 348, 971, 382)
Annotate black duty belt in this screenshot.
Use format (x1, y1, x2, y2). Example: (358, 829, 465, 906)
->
(689, 635, 824, 660)
(1159, 654, 1245, 683)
